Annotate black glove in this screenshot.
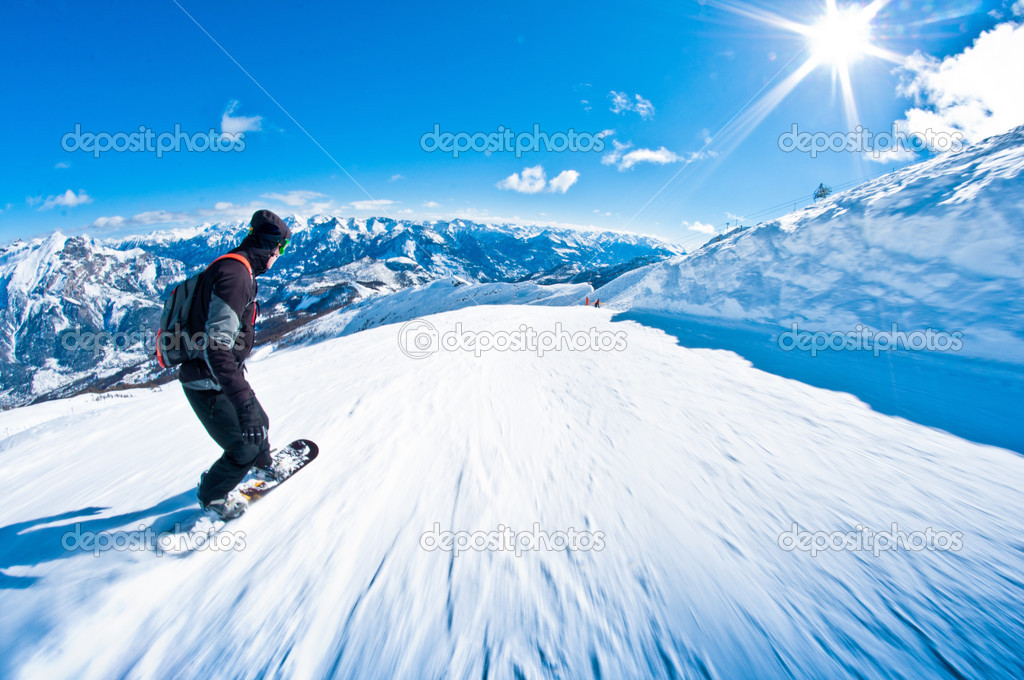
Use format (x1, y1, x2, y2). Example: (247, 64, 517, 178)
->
(237, 396, 268, 447)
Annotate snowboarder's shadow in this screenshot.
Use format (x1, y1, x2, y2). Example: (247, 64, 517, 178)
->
(0, 490, 196, 589)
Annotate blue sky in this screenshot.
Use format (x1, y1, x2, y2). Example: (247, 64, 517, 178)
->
(2, 0, 1022, 249)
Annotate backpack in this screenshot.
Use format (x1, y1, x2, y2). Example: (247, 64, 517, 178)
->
(155, 253, 253, 368)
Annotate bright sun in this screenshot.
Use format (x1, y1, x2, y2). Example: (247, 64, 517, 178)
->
(679, 0, 904, 167)
(809, 4, 873, 66)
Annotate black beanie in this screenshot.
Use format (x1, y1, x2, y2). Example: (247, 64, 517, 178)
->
(246, 209, 291, 250)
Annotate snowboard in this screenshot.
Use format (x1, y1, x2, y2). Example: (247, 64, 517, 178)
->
(230, 438, 320, 510)
(158, 439, 319, 555)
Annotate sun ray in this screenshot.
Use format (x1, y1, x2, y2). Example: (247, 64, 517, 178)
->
(862, 0, 893, 22)
(624, 0, 911, 226)
(837, 64, 860, 134)
(705, 0, 814, 37)
(693, 55, 822, 168)
(622, 51, 819, 228)
(863, 44, 906, 64)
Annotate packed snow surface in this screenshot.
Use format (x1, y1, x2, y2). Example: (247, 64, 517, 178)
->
(1, 305, 1022, 679)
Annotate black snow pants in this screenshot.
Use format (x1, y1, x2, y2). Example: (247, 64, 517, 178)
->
(185, 387, 271, 505)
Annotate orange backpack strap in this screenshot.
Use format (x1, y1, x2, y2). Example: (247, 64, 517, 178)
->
(209, 252, 254, 279)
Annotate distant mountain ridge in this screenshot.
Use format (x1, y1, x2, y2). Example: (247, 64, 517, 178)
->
(0, 217, 681, 408)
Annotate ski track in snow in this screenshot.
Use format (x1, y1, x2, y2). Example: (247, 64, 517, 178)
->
(1, 305, 1023, 679)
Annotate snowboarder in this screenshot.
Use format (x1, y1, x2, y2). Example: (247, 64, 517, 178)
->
(593, 299, 601, 308)
(179, 209, 291, 518)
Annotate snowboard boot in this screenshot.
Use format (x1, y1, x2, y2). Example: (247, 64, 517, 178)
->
(197, 471, 247, 520)
(202, 495, 247, 521)
(250, 447, 281, 482)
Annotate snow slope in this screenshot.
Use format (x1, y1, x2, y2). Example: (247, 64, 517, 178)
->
(596, 126, 1024, 364)
(2, 305, 1023, 679)
(280, 277, 590, 348)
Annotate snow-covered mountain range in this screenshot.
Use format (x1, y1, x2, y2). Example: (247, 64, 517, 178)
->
(0, 219, 681, 408)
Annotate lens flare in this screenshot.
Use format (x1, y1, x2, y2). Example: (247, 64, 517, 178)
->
(810, 4, 873, 66)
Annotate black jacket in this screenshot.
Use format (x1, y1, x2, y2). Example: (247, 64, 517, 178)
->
(178, 244, 274, 408)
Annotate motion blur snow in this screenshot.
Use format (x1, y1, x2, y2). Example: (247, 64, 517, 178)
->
(1, 305, 1022, 679)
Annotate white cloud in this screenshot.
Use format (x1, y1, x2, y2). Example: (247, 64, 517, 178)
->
(609, 91, 629, 112)
(1014, 0, 1024, 16)
(496, 165, 579, 194)
(92, 203, 249, 230)
(618, 147, 683, 170)
(256, 190, 340, 215)
(397, 208, 414, 214)
(55, 161, 70, 169)
(221, 100, 262, 140)
(422, 201, 441, 208)
(896, 21, 1024, 147)
(603, 140, 709, 171)
(131, 210, 192, 225)
(261, 190, 328, 207)
(597, 129, 615, 139)
(601, 140, 632, 166)
(86, 192, 349, 232)
(609, 91, 655, 119)
(496, 165, 548, 194)
(350, 199, 396, 211)
(37, 189, 92, 211)
(93, 215, 127, 228)
(683, 220, 716, 235)
(389, 174, 404, 182)
(547, 170, 580, 194)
